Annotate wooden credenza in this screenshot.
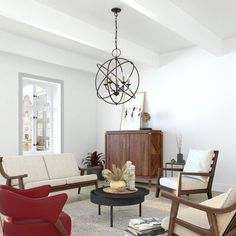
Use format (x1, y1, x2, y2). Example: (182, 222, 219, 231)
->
(105, 130, 163, 186)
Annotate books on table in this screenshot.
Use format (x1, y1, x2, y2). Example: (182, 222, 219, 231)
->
(125, 217, 165, 236)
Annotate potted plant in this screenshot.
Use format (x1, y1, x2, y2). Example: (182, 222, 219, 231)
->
(81, 151, 105, 180)
(102, 164, 130, 192)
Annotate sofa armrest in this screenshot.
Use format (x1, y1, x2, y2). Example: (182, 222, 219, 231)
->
(0, 157, 27, 188)
(79, 166, 100, 176)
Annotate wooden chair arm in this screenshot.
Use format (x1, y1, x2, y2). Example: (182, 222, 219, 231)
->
(0, 157, 28, 188)
(160, 167, 184, 172)
(162, 191, 236, 214)
(55, 218, 69, 236)
(157, 167, 184, 179)
(8, 174, 28, 179)
(179, 171, 211, 177)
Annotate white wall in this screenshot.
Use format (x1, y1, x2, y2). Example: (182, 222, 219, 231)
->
(0, 51, 97, 164)
(97, 47, 236, 191)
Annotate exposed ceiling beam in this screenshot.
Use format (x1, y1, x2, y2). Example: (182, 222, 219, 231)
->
(120, 0, 223, 56)
(0, 30, 97, 73)
(0, 0, 159, 67)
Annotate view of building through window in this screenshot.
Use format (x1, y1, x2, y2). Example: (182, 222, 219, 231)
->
(20, 75, 62, 154)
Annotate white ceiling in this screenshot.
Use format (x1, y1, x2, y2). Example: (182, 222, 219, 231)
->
(36, 0, 192, 53)
(1, 0, 236, 67)
(170, 0, 236, 39)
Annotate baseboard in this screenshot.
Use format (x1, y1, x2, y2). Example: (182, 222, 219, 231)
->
(212, 182, 233, 192)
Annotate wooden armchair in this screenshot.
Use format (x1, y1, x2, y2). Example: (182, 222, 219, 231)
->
(161, 188, 236, 236)
(156, 150, 219, 199)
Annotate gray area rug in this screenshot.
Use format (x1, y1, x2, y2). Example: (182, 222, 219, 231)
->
(63, 184, 214, 236)
(64, 190, 169, 236)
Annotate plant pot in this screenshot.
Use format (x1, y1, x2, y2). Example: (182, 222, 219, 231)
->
(110, 180, 126, 192)
(87, 165, 104, 180)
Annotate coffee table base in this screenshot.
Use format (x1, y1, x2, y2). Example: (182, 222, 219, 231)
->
(98, 203, 142, 227)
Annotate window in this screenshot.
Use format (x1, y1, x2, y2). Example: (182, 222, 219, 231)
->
(19, 73, 63, 154)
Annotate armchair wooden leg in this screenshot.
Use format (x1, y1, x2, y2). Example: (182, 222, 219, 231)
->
(156, 186, 160, 198)
(207, 191, 212, 199)
(168, 201, 179, 236)
(95, 182, 98, 189)
(78, 187, 81, 194)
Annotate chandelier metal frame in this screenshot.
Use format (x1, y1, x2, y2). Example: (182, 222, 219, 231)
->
(95, 7, 140, 105)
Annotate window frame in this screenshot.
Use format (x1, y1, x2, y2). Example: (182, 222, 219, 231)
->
(19, 73, 64, 155)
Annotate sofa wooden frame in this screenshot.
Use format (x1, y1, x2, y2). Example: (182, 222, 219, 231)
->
(0, 157, 98, 193)
(162, 191, 236, 236)
(156, 150, 219, 199)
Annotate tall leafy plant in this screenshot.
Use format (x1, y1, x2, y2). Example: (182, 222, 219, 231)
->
(82, 151, 105, 166)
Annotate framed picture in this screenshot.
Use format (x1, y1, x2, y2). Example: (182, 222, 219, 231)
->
(120, 92, 145, 130)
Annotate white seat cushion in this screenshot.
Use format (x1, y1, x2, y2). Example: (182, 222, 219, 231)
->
(3, 156, 49, 185)
(25, 178, 66, 189)
(43, 153, 79, 179)
(66, 174, 97, 184)
(160, 176, 208, 190)
(183, 149, 214, 182)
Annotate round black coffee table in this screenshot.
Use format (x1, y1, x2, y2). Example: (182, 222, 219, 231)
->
(90, 187, 149, 227)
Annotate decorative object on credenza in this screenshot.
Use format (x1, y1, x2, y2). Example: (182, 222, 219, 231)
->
(120, 92, 145, 130)
(102, 163, 130, 192)
(140, 112, 152, 130)
(81, 151, 105, 180)
(95, 8, 140, 105)
(176, 134, 184, 163)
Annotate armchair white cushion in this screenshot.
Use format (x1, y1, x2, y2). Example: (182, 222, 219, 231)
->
(160, 176, 208, 190)
(183, 149, 214, 182)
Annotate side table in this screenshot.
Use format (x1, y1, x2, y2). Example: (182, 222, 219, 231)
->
(165, 162, 185, 177)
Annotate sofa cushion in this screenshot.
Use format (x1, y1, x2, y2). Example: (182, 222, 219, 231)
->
(3, 156, 49, 185)
(183, 149, 214, 182)
(66, 174, 97, 184)
(25, 178, 66, 189)
(43, 153, 79, 179)
(160, 176, 208, 190)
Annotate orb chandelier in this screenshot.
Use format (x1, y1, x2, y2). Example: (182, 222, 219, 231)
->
(95, 8, 140, 105)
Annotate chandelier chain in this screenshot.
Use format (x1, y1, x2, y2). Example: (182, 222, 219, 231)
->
(114, 12, 118, 50)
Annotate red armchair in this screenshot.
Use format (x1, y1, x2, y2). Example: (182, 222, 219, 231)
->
(0, 185, 71, 236)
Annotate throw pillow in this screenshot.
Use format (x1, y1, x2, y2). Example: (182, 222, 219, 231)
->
(183, 149, 214, 182)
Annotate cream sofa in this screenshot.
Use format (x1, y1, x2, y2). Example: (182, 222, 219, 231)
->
(0, 153, 98, 193)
